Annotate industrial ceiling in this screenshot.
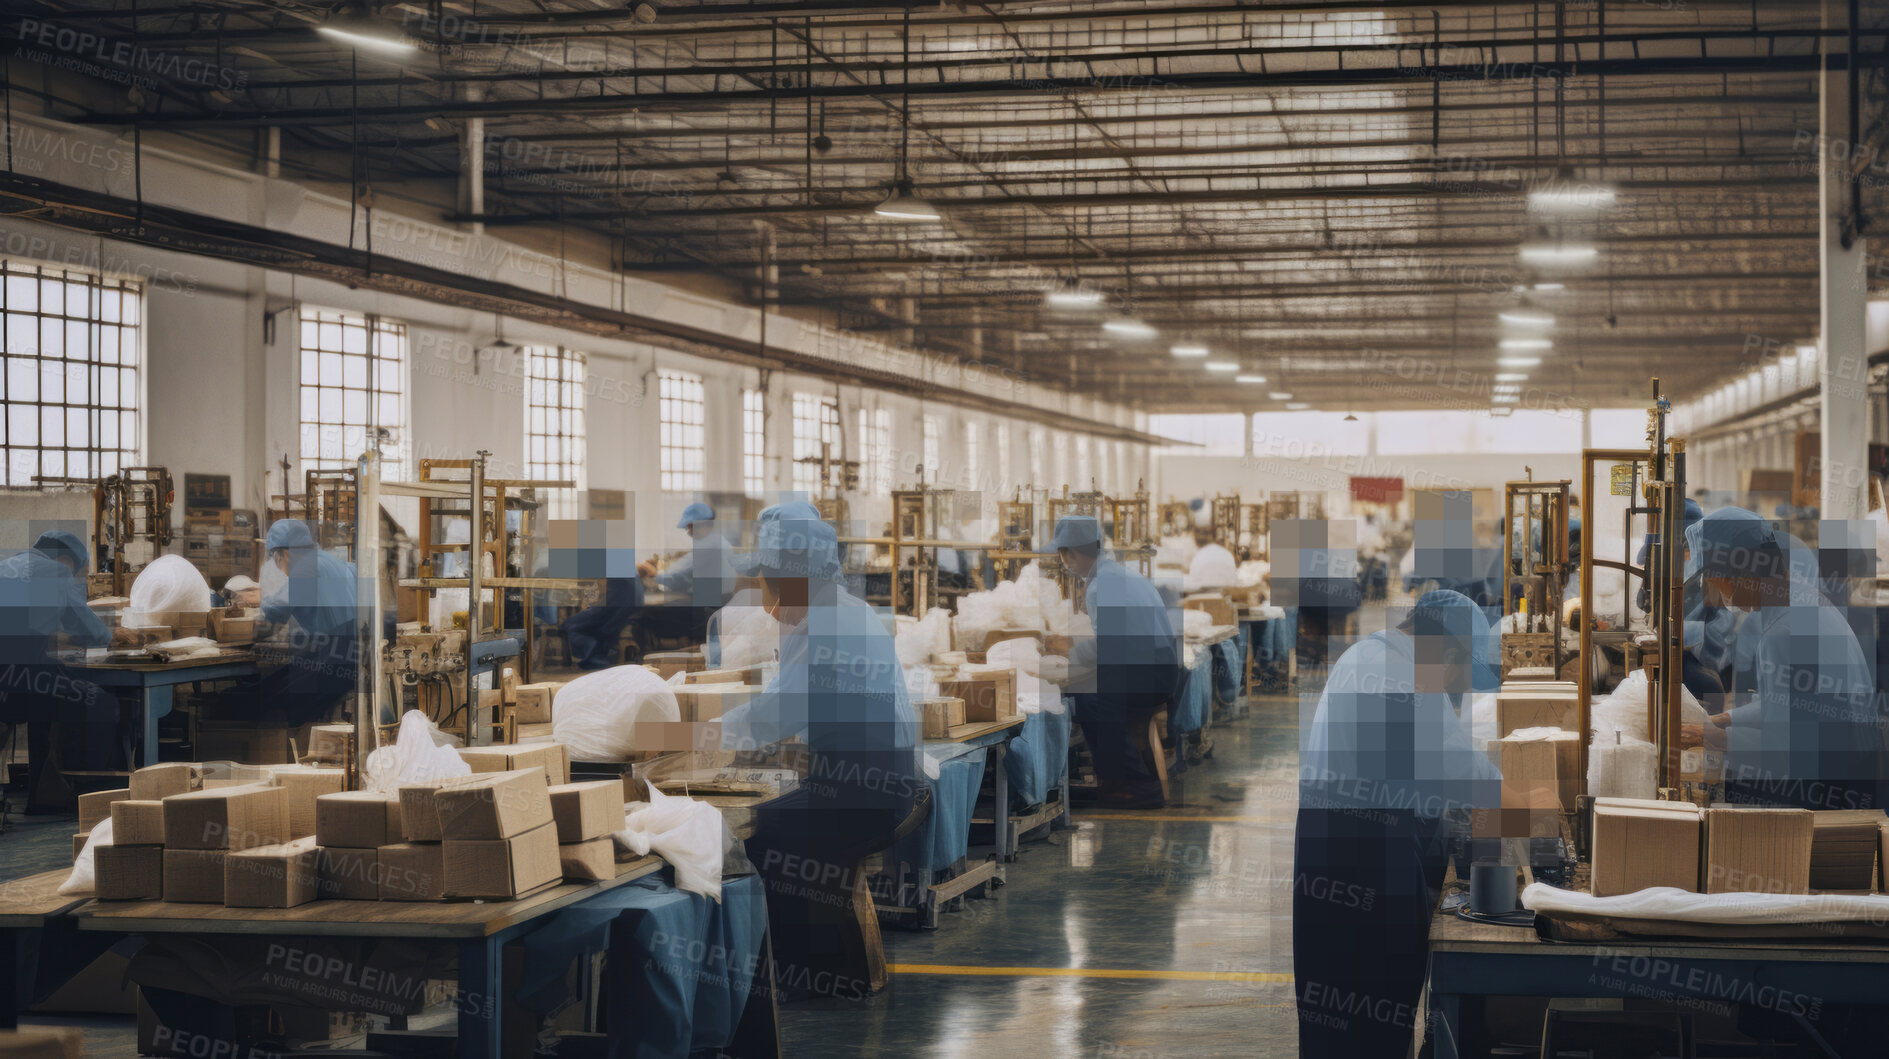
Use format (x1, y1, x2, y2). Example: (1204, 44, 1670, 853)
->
(9, 0, 1889, 414)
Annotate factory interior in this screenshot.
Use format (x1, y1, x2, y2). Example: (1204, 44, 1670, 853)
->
(7, 1, 1889, 1057)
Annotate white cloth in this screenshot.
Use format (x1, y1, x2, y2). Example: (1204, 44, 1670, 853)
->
(1524, 882, 1889, 921)
(124, 555, 213, 626)
(1185, 543, 1238, 592)
(553, 665, 681, 760)
(60, 819, 114, 895)
(362, 710, 474, 792)
(613, 783, 728, 900)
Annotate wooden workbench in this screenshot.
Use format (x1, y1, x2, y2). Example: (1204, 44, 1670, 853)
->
(60, 651, 260, 766)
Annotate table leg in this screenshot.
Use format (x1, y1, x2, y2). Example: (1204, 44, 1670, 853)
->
(992, 743, 1013, 863)
(0, 928, 22, 1029)
(142, 686, 174, 767)
(1430, 992, 1462, 1059)
(457, 934, 503, 1059)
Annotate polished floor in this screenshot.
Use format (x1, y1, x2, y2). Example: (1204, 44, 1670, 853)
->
(2, 690, 1308, 1057)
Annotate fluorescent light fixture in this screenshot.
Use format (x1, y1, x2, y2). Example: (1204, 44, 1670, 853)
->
(1529, 185, 1618, 210)
(1532, 282, 1566, 292)
(317, 25, 418, 52)
(1046, 287, 1104, 309)
(1493, 385, 1522, 394)
(1267, 391, 1293, 400)
(1796, 343, 1818, 356)
(317, 3, 416, 53)
(1499, 338, 1552, 351)
(1285, 402, 1311, 410)
(1492, 394, 1520, 404)
(1102, 316, 1158, 340)
(874, 186, 942, 221)
(1499, 310, 1555, 327)
(1204, 361, 1239, 373)
(1169, 343, 1210, 357)
(1235, 374, 1267, 384)
(1495, 373, 1529, 381)
(1497, 357, 1541, 368)
(1520, 244, 1598, 266)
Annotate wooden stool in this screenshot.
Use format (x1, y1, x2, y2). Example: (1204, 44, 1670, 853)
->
(1129, 711, 1171, 804)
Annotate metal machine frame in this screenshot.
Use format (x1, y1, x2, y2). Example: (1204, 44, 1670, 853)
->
(1500, 476, 1574, 676)
(1106, 479, 1156, 576)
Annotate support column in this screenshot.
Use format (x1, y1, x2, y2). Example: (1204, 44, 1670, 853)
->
(1820, 0, 1869, 519)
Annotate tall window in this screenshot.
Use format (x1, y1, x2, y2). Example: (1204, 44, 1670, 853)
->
(1027, 427, 1046, 486)
(921, 414, 942, 484)
(299, 308, 407, 474)
(995, 425, 1011, 493)
(525, 347, 585, 519)
(1052, 432, 1069, 486)
(857, 406, 891, 493)
(1075, 436, 1091, 489)
(742, 388, 766, 498)
(658, 370, 705, 493)
(791, 392, 840, 494)
(1095, 438, 1110, 494)
(962, 421, 980, 490)
(2, 263, 142, 485)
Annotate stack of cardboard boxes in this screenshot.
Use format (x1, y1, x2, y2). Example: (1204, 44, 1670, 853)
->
(1587, 800, 1877, 898)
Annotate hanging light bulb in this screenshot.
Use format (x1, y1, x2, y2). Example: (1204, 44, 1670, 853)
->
(1102, 316, 1157, 340)
(874, 179, 941, 221)
(317, 1, 417, 52)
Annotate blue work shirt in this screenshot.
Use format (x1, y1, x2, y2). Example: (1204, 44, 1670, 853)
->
(261, 549, 359, 639)
(0, 548, 109, 660)
(655, 532, 737, 609)
(1068, 555, 1181, 697)
(718, 581, 920, 811)
(1300, 627, 1503, 817)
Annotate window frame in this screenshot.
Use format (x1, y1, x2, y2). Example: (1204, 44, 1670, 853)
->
(657, 369, 706, 494)
(1, 261, 144, 485)
(524, 346, 587, 519)
(297, 307, 409, 476)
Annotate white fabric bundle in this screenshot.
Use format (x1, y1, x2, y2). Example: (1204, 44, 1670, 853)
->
(1524, 882, 1889, 922)
(613, 783, 728, 900)
(553, 665, 681, 761)
(60, 819, 114, 895)
(1587, 732, 1659, 799)
(1235, 559, 1270, 587)
(714, 594, 780, 670)
(1591, 668, 1705, 743)
(895, 607, 954, 668)
(1184, 543, 1239, 592)
(1182, 609, 1212, 636)
(1154, 533, 1198, 570)
(362, 710, 474, 792)
(124, 555, 213, 626)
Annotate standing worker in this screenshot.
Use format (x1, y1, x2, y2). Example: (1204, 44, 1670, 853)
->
(256, 520, 360, 725)
(718, 510, 921, 997)
(0, 530, 117, 809)
(1044, 514, 1182, 810)
(637, 501, 736, 643)
(1295, 589, 1502, 1058)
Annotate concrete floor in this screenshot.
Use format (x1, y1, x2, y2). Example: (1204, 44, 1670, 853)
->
(3, 690, 1308, 1057)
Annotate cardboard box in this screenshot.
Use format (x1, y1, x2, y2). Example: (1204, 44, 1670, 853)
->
(683, 668, 746, 685)
(458, 742, 570, 785)
(443, 822, 560, 898)
(315, 791, 404, 848)
(130, 762, 199, 801)
(95, 843, 165, 901)
(71, 832, 88, 860)
(1181, 594, 1237, 627)
(549, 781, 623, 843)
(1498, 729, 1580, 811)
(305, 724, 355, 766)
(433, 769, 553, 840)
(1810, 809, 1886, 891)
(210, 609, 257, 644)
(267, 764, 349, 838)
(162, 783, 288, 851)
(78, 788, 130, 831)
(318, 846, 382, 901)
(642, 650, 704, 680)
(1702, 807, 1814, 894)
(559, 837, 615, 881)
(941, 668, 1017, 724)
(377, 842, 446, 901)
(0, 1027, 84, 1058)
(919, 697, 966, 740)
(396, 777, 476, 843)
(143, 609, 211, 638)
(672, 684, 755, 725)
(1591, 801, 1701, 896)
(195, 722, 293, 765)
(512, 681, 563, 724)
(225, 837, 322, 908)
(110, 799, 166, 845)
(1495, 692, 1579, 739)
(162, 848, 228, 903)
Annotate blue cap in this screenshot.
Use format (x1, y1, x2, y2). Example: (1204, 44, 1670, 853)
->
(33, 529, 88, 571)
(1694, 507, 1780, 581)
(265, 519, 317, 553)
(677, 502, 715, 530)
(757, 516, 841, 581)
(734, 501, 827, 576)
(1051, 515, 1102, 552)
(1410, 588, 1481, 654)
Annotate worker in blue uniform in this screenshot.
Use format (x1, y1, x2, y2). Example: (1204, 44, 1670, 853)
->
(1045, 514, 1182, 809)
(718, 510, 921, 998)
(256, 520, 361, 726)
(1692, 508, 1883, 810)
(1294, 589, 1502, 1059)
(562, 546, 644, 672)
(0, 530, 117, 808)
(635, 501, 736, 645)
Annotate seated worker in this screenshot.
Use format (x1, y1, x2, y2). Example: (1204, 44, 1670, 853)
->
(1044, 514, 1182, 809)
(1692, 508, 1883, 810)
(718, 511, 921, 998)
(1295, 589, 1502, 1059)
(256, 519, 360, 725)
(635, 501, 735, 645)
(0, 530, 118, 808)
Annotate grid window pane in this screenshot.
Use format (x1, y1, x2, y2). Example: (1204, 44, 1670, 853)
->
(791, 392, 841, 495)
(524, 347, 586, 518)
(0, 262, 143, 485)
(659, 370, 706, 494)
(298, 308, 408, 476)
(742, 388, 766, 498)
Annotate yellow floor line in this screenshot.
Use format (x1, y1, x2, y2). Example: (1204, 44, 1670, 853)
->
(889, 963, 1293, 983)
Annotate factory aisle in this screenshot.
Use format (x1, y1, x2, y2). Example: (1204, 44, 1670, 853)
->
(782, 689, 1306, 1059)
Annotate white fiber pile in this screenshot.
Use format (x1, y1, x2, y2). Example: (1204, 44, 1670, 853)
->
(124, 555, 213, 626)
(952, 562, 1073, 649)
(1585, 669, 1708, 799)
(552, 665, 682, 760)
(1184, 542, 1239, 592)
